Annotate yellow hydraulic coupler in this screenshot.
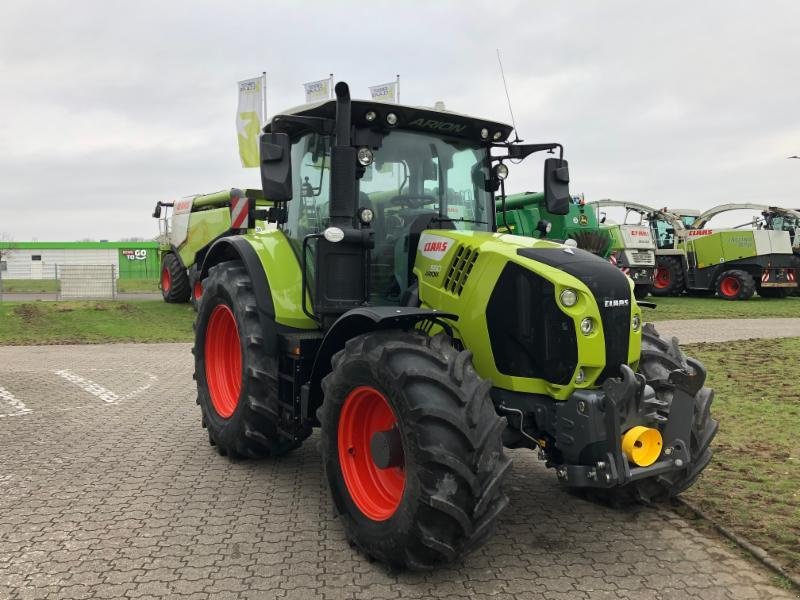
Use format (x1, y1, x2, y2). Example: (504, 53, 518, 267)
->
(621, 426, 663, 467)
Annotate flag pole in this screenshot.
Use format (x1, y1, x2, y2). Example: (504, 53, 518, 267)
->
(262, 71, 267, 126)
(329, 73, 334, 99)
(396, 74, 400, 104)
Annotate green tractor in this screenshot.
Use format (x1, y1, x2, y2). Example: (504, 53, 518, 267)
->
(192, 82, 717, 569)
(592, 200, 797, 299)
(690, 203, 800, 298)
(152, 189, 272, 306)
(496, 192, 656, 298)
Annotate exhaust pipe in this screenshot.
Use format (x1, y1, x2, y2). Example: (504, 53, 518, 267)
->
(329, 82, 356, 225)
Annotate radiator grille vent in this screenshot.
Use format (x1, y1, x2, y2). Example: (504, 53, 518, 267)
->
(444, 246, 479, 295)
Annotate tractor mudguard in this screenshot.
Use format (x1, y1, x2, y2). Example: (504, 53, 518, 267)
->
(301, 307, 458, 421)
(201, 236, 276, 322)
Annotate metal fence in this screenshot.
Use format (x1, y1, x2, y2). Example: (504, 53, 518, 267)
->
(57, 265, 117, 300)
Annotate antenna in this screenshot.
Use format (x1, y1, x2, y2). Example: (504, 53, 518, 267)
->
(497, 48, 521, 143)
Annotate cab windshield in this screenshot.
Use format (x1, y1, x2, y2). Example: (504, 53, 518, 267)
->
(282, 128, 491, 304)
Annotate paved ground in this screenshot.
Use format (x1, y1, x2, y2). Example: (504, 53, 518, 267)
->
(656, 318, 800, 344)
(1, 342, 796, 600)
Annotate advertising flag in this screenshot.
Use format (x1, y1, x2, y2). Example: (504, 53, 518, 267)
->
(236, 76, 264, 168)
(303, 78, 332, 103)
(369, 81, 399, 103)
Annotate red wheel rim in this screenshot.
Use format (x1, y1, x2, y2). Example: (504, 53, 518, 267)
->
(719, 276, 740, 297)
(338, 386, 405, 521)
(654, 266, 671, 289)
(194, 280, 203, 301)
(161, 267, 171, 292)
(204, 304, 242, 419)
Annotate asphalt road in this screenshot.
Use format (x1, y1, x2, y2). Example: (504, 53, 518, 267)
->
(657, 318, 800, 344)
(1, 341, 795, 600)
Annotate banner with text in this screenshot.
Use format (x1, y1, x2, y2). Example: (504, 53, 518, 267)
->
(303, 78, 331, 103)
(369, 81, 398, 103)
(236, 77, 264, 168)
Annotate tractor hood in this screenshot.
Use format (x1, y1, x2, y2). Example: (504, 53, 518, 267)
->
(413, 230, 642, 400)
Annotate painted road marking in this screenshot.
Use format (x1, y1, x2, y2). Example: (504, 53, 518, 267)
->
(53, 369, 158, 404)
(0, 386, 32, 417)
(54, 369, 119, 403)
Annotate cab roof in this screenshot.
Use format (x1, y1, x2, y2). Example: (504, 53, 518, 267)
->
(266, 98, 514, 144)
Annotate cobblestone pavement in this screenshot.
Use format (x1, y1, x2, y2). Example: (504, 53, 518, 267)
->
(656, 318, 800, 344)
(1, 343, 796, 600)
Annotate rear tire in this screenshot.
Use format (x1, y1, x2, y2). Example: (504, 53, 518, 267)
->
(591, 324, 718, 504)
(160, 252, 190, 303)
(319, 331, 511, 570)
(189, 266, 203, 311)
(193, 260, 308, 458)
(651, 256, 684, 297)
(715, 269, 755, 300)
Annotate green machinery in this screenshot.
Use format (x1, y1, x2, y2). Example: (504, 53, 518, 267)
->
(496, 192, 656, 298)
(152, 189, 271, 305)
(591, 200, 797, 300)
(191, 82, 716, 569)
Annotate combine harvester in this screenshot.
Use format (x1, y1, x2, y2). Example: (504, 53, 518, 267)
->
(591, 200, 797, 300)
(498, 192, 656, 298)
(190, 81, 717, 569)
(152, 189, 272, 307)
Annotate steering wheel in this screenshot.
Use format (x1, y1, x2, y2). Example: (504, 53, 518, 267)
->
(389, 194, 438, 209)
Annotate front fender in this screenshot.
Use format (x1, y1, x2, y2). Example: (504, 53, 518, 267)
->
(302, 307, 457, 421)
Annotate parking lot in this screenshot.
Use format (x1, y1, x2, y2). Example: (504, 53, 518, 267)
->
(1, 342, 795, 600)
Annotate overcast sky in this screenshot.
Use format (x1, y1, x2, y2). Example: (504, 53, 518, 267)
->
(1, 0, 798, 240)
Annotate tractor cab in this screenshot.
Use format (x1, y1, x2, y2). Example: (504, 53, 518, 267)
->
(260, 85, 569, 324)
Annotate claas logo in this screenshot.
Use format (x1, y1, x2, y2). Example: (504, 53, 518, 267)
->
(423, 241, 448, 252)
(688, 229, 713, 236)
(630, 229, 649, 236)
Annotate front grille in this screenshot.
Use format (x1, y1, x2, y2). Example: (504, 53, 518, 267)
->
(517, 247, 633, 382)
(628, 250, 655, 266)
(486, 263, 577, 384)
(444, 246, 478, 295)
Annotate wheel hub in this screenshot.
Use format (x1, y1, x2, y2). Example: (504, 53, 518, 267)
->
(161, 267, 171, 292)
(204, 304, 242, 419)
(338, 386, 405, 521)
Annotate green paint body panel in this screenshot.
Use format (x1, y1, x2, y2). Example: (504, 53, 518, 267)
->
(158, 189, 270, 269)
(496, 192, 609, 256)
(413, 230, 641, 400)
(241, 231, 317, 330)
(175, 207, 232, 267)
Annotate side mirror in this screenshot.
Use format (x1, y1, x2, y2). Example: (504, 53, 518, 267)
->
(543, 157, 570, 215)
(260, 133, 292, 202)
(152, 203, 162, 219)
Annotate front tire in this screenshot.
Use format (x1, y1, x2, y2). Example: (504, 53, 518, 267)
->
(194, 260, 308, 458)
(651, 256, 684, 297)
(600, 324, 718, 503)
(319, 331, 511, 570)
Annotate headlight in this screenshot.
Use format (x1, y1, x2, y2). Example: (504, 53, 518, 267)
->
(358, 207, 374, 225)
(365, 111, 377, 122)
(493, 131, 503, 140)
(559, 288, 578, 307)
(580, 317, 594, 335)
(357, 147, 374, 166)
(575, 368, 586, 384)
(632, 314, 641, 331)
(386, 112, 398, 126)
(494, 163, 509, 180)
(480, 128, 489, 140)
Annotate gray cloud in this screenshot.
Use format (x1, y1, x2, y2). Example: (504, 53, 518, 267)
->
(0, 0, 798, 239)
